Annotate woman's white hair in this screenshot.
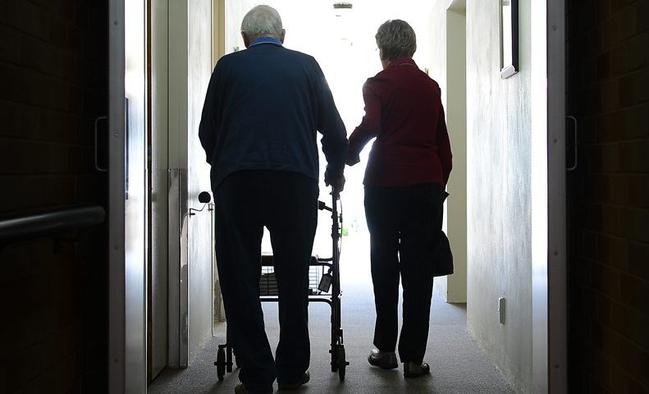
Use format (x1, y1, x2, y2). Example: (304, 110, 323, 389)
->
(241, 5, 283, 37)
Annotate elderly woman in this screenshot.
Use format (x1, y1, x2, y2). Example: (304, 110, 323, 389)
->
(346, 19, 452, 378)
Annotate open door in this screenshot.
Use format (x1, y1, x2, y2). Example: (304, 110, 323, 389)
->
(108, 0, 148, 392)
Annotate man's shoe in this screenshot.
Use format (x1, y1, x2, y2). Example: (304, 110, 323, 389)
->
(403, 362, 430, 378)
(234, 384, 248, 394)
(277, 371, 310, 390)
(367, 348, 398, 369)
(234, 383, 273, 394)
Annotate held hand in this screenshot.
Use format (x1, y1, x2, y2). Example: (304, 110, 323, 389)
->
(332, 174, 345, 194)
(346, 153, 360, 166)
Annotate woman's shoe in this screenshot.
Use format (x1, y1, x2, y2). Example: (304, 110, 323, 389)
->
(403, 362, 430, 378)
(367, 348, 398, 369)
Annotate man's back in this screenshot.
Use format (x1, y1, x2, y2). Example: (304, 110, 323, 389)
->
(200, 7, 348, 393)
(199, 41, 346, 188)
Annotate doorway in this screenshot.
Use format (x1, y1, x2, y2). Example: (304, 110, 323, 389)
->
(147, 0, 218, 379)
(109, 0, 567, 392)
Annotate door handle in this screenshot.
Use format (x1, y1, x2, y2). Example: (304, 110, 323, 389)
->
(94, 116, 108, 172)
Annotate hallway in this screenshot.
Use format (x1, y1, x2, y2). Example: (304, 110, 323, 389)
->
(149, 236, 513, 394)
(5, 0, 649, 392)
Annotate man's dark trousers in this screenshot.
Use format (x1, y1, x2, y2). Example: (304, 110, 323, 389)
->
(364, 182, 443, 364)
(213, 170, 318, 392)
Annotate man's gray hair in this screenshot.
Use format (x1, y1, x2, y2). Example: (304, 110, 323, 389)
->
(241, 5, 283, 38)
(375, 19, 417, 60)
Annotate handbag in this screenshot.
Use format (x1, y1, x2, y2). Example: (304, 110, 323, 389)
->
(432, 191, 454, 277)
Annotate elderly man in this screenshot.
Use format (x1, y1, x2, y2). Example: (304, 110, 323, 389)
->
(347, 19, 452, 378)
(199, 5, 347, 394)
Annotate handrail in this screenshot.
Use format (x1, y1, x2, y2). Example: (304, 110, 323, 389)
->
(0, 205, 106, 243)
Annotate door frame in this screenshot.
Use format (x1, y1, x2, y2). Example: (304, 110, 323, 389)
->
(109, 0, 196, 386)
(108, 0, 126, 390)
(546, 0, 567, 390)
(148, 0, 171, 380)
(166, 0, 190, 369)
(532, 0, 567, 392)
(108, 0, 148, 392)
(109, 0, 567, 391)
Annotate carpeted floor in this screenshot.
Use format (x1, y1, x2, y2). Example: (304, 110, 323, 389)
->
(149, 278, 514, 394)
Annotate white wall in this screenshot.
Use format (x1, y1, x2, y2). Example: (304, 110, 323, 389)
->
(427, 1, 448, 94)
(167, 0, 215, 367)
(426, 1, 450, 299)
(445, 1, 468, 303)
(465, 0, 533, 392)
(429, 0, 537, 391)
(424, 0, 471, 305)
(187, 0, 215, 361)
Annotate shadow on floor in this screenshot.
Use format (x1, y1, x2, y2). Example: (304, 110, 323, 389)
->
(149, 280, 513, 394)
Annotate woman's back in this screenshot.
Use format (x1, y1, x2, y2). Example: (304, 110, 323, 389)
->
(350, 58, 451, 187)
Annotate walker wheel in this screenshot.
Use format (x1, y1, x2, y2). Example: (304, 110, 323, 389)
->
(337, 346, 347, 381)
(216, 346, 226, 381)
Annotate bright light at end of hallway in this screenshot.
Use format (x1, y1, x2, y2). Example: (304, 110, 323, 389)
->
(227, 0, 438, 287)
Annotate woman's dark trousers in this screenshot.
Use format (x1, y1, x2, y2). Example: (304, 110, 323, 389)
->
(364, 182, 443, 364)
(212, 170, 318, 392)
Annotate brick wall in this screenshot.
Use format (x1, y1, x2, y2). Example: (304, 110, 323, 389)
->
(567, 0, 649, 392)
(0, 0, 108, 392)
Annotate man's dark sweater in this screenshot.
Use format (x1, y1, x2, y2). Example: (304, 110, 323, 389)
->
(199, 38, 348, 188)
